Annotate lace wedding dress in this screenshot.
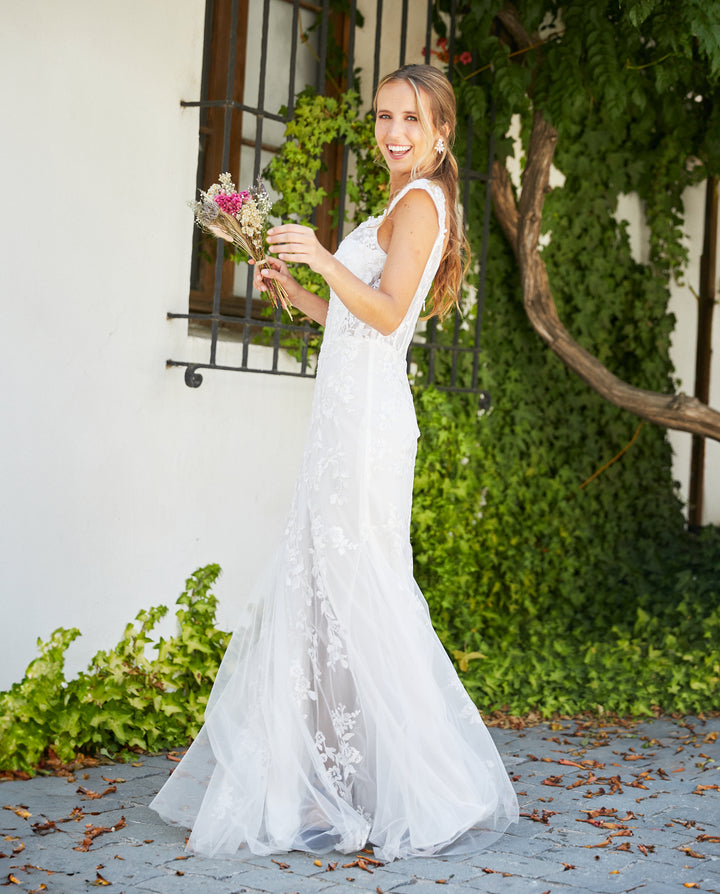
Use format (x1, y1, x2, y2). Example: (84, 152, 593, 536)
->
(150, 178, 519, 861)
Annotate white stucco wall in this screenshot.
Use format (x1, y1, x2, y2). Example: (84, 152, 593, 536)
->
(0, 1, 316, 690)
(1, 4, 717, 694)
(666, 185, 720, 523)
(618, 189, 720, 523)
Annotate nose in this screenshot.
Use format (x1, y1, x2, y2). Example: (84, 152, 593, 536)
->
(387, 120, 405, 141)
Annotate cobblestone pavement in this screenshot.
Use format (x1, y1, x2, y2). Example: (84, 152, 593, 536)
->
(1, 717, 719, 894)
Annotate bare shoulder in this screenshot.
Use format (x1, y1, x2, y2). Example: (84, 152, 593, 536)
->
(393, 185, 439, 219)
(390, 186, 440, 238)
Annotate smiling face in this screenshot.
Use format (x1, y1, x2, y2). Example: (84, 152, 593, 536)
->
(374, 80, 436, 188)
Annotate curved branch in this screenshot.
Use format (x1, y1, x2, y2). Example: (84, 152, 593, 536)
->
(491, 108, 720, 442)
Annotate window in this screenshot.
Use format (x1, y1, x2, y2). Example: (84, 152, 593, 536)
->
(169, 0, 493, 405)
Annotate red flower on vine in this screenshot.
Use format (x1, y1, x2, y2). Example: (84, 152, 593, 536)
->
(421, 37, 472, 68)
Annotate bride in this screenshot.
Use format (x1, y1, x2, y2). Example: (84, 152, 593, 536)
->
(150, 64, 519, 862)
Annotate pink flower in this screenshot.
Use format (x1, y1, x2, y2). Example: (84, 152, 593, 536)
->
(459, 51, 472, 65)
(213, 192, 247, 216)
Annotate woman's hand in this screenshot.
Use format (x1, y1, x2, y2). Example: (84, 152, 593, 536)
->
(251, 256, 300, 303)
(266, 224, 332, 276)
(251, 255, 330, 326)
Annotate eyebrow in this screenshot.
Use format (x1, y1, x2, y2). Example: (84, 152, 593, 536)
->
(376, 108, 418, 115)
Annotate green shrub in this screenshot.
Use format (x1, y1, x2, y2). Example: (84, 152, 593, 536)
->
(0, 565, 229, 775)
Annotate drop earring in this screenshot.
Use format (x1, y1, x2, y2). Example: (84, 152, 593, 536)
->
(435, 137, 445, 155)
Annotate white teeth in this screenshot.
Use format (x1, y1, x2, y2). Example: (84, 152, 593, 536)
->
(388, 145, 411, 153)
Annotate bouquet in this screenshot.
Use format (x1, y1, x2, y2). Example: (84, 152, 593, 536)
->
(190, 173, 291, 316)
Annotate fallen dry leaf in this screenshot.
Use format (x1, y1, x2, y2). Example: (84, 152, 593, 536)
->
(702, 731, 718, 744)
(567, 774, 597, 790)
(542, 775, 564, 787)
(580, 807, 617, 818)
(76, 786, 117, 800)
(3, 807, 31, 820)
(683, 884, 700, 889)
(615, 842, 632, 852)
(520, 809, 558, 824)
(31, 820, 57, 835)
(585, 837, 614, 849)
(693, 784, 720, 795)
(89, 872, 111, 886)
(73, 817, 126, 852)
(271, 859, 290, 870)
(697, 834, 720, 843)
(326, 862, 338, 871)
(680, 847, 705, 859)
(562, 862, 576, 870)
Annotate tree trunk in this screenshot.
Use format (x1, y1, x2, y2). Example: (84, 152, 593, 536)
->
(491, 109, 720, 443)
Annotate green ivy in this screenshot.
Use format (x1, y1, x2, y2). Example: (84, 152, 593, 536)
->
(249, 87, 388, 359)
(409, 0, 720, 716)
(0, 565, 229, 775)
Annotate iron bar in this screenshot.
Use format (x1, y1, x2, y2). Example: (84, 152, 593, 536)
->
(399, 0, 408, 66)
(317, 0, 329, 93)
(424, 0, 432, 64)
(336, 0, 358, 243)
(287, 0, 301, 118)
(372, 0, 383, 96)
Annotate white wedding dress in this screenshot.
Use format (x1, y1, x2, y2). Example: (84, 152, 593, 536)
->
(150, 178, 519, 861)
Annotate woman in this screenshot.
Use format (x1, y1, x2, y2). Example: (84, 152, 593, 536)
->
(151, 64, 518, 861)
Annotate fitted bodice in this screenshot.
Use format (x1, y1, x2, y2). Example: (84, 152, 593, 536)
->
(321, 178, 447, 360)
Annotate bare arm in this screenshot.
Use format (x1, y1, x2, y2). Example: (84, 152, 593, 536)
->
(262, 188, 439, 335)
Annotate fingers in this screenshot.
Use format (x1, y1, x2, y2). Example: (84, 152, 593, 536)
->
(254, 257, 289, 293)
(266, 225, 316, 260)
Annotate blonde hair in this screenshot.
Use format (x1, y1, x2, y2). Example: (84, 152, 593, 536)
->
(373, 65, 469, 319)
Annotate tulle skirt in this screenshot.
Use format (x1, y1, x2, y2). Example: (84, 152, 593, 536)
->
(150, 340, 518, 860)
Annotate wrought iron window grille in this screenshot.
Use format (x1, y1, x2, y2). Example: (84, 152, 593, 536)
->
(168, 0, 494, 407)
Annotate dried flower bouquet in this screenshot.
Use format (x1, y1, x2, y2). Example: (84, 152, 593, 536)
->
(190, 174, 291, 316)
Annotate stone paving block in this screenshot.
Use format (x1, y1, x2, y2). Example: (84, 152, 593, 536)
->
(488, 829, 553, 857)
(580, 857, 713, 892)
(464, 874, 576, 894)
(377, 855, 482, 883)
(385, 882, 477, 894)
(466, 848, 571, 877)
(139, 869, 264, 894)
(322, 886, 388, 894)
(207, 865, 337, 894)
(325, 867, 416, 890)
(236, 850, 337, 876)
